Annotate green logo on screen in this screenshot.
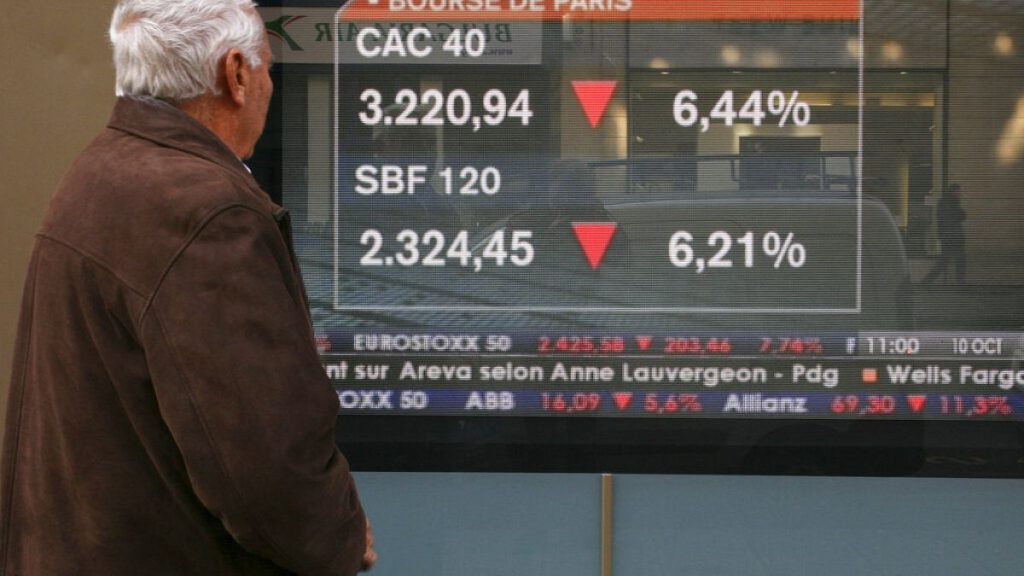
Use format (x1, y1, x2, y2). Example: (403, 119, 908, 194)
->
(266, 15, 305, 51)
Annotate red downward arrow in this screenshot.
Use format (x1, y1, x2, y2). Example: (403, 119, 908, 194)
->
(572, 80, 618, 129)
(613, 393, 633, 411)
(636, 336, 653, 351)
(572, 222, 617, 270)
(907, 395, 927, 413)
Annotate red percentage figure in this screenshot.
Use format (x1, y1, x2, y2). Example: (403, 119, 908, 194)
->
(974, 396, 1012, 417)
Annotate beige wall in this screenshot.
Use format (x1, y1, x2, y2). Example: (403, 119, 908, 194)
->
(0, 3, 116, 434)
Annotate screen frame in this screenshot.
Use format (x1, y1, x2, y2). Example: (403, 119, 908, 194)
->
(334, 414, 1024, 478)
(253, 4, 1024, 481)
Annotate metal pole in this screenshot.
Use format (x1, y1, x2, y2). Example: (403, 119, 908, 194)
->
(601, 473, 614, 576)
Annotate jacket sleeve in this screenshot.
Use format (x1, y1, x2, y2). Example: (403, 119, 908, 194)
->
(140, 204, 366, 576)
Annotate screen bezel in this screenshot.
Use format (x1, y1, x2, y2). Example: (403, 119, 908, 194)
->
(334, 414, 1024, 478)
(252, 11, 1024, 481)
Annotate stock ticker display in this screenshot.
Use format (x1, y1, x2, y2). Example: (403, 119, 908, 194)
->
(261, 0, 1024, 425)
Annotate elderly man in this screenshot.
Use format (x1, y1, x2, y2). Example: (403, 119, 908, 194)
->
(0, 1, 375, 574)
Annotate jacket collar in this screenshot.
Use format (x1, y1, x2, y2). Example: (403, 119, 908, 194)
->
(107, 96, 254, 185)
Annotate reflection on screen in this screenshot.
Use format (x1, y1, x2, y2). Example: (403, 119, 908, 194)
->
(259, 0, 1024, 428)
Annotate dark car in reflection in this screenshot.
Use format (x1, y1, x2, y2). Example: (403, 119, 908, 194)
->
(301, 152, 912, 333)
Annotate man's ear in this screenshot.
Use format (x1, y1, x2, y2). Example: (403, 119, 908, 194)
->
(222, 48, 248, 108)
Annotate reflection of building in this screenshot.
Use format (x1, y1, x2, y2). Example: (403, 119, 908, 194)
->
(260, 1, 1024, 285)
(568, 11, 942, 257)
(554, 1, 1022, 284)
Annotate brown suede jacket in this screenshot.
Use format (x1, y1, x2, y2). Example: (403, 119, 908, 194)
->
(1, 97, 366, 575)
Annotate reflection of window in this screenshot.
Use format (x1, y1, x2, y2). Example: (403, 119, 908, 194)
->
(739, 136, 821, 191)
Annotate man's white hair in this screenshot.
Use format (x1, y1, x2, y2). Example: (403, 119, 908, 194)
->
(110, 0, 265, 102)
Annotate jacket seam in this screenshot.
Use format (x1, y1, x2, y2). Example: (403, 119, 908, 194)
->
(33, 234, 148, 301)
(147, 308, 299, 570)
(138, 203, 273, 326)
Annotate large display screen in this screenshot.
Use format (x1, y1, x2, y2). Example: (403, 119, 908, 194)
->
(257, 1, 1024, 473)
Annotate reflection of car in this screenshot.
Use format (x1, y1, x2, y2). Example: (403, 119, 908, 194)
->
(599, 190, 912, 329)
(585, 153, 910, 328)
(312, 153, 912, 332)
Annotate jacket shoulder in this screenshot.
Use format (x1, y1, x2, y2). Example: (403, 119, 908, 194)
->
(39, 127, 278, 297)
